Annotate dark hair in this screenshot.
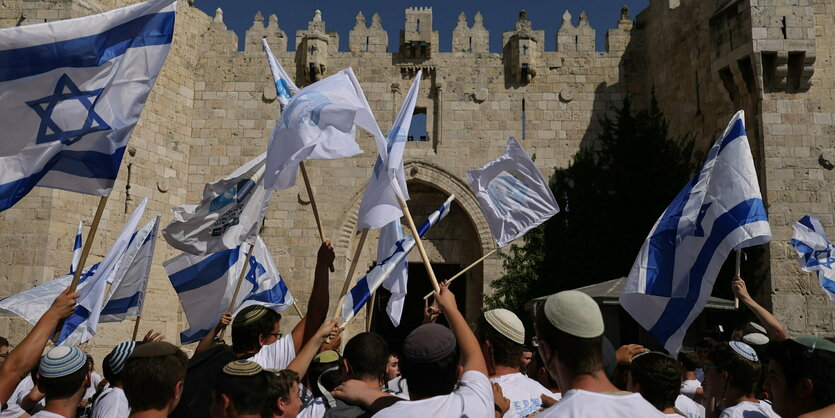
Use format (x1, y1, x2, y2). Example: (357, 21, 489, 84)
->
(213, 370, 271, 415)
(122, 350, 188, 411)
(678, 351, 700, 371)
(695, 338, 716, 349)
(308, 355, 342, 398)
(231, 308, 282, 354)
(38, 363, 90, 400)
(708, 342, 760, 395)
(264, 369, 300, 416)
(343, 332, 389, 382)
(475, 315, 523, 369)
(522, 346, 533, 353)
(0, 336, 8, 347)
(400, 346, 460, 399)
(102, 352, 117, 385)
(767, 339, 835, 409)
(630, 352, 681, 411)
(534, 303, 603, 376)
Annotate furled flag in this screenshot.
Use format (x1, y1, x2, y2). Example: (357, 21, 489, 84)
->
(100, 215, 160, 322)
(378, 220, 408, 326)
(164, 236, 294, 344)
(356, 71, 422, 230)
(163, 154, 270, 255)
(620, 111, 771, 354)
(467, 137, 560, 248)
(791, 216, 835, 303)
(70, 220, 83, 275)
(56, 198, 149, 345)
(341, 195, 454, 323)
(0, 0, 176, 211)
(262, 38, 299, 108)
(265, 67, 384, 190)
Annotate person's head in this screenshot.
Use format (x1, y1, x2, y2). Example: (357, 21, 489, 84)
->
(695, 338, 715, 364)
(210, 360, 271, 418)
(341, 332, 389, 384)
(0, 336, 9, 366)
(628, 352, 681, 412)
(678, 351, 700, 376)
(474, 309, 526, 373)
(527, 347, 559, 393)
(533, 291, 605, 391)
(122, 341, 188, 414)
(385, 353, 400, 381)
(103, 341, 137, 387)
(308, 351, 343, 398)
(703, 341, 760, 402)
(265, 369, 302, 418)
(520, 347, 534, 374)
(37, 346, 91, 402)
(231, 305, 282, 355)
(764, 336, 835, 418)
(400, 323, 459, 399)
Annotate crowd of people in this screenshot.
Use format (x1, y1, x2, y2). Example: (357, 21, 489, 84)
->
(0, 243, 833, 418)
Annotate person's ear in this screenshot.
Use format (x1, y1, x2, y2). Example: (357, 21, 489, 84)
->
(796, 377, 814, 400)
(341, 358, 351, 378)
(173, 380, 185, 403)
(84, 369, 92, 388)
(277, 396, 290, 415)
(539, 339, 553, 363)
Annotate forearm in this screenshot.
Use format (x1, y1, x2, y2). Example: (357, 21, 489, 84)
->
(0, 312, 60, 401)
(295, 263, 329, 350)
(286, 333, 323, 377)
(740, 295, 787, 341)
(194, 323, 224, 356)
(20, 390, 44, 412)
(446, 308, 488, 375)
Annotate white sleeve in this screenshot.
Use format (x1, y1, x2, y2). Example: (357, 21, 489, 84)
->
(456, 371, 493, 414)
(251, 334, 296, 370)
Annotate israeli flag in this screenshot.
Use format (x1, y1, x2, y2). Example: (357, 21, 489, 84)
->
(467, 137, 560, 248)
(792, 216, 835, 303)
(0, 264, 98, 327)
(620, 111, 771, 354)
(357, 72, 421, 231)
(379, 221, 408, 326)
(100, 215, 159, 322)
(164, 236, 294, 344)
(70, 220, 83, 275)
(342, 195, 454, 323)
(0, 0, 176, 211)
(262, 38, 298, 108)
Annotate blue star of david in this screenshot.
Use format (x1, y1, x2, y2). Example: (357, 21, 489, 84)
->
(378, 240, 406, 266)
(26, 74, 111, 146)
(693, 202, 712, 237)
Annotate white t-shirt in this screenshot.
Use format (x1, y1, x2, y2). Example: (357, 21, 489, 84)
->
(10, 376, 44, 414)
(675, 394, 705, 418)
(251, 334, 296, 370)
(83, 372, 102, 401)
(719, 400, 780, 418)
(0, 402, 26, 418)
(372, 371, 493, 418)
(385, 376, 410, 400)
(29, 411, 64, 418)
(537, 389, 666, 417)
(91, 387, 130, 418)
(490, 372, 558, 418)
(680, 380, 702, 399)
(298, 396, 326, 418)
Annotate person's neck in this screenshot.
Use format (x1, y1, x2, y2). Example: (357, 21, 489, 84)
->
(490, 365, 521, 378)
(559, 367, 619, 394)
(684, 371, 697, 381)
(723, 388, 758, 408)
(44, 396, 82, 418)
(357, 376, 382, 390)
(130, 408, 170, 418)
(662, 406, 677, 414)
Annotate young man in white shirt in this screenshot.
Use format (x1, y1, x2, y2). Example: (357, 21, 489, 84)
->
(702, 341, 778, 418)
(628, 351, 704, 418)
(91, 341, 137, 418)
(677, 351, 704, 404)
(31, 346, 91, 418)
(764, 336, 835, 418)
(533, 290, 664, 417)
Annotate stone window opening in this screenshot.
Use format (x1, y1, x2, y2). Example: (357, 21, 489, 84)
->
(365, 36, 369, 52)
(787, 52, 805, 91)
(416, 19, 421, 33)
(408, 107, 428, 142)
(468, 37, 472, 53)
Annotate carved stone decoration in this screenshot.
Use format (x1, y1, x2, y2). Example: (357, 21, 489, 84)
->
(559, 86, 574, 102)
(472, 87, 488, 103)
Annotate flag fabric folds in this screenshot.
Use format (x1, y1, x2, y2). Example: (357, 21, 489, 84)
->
(262, 38, 299, 108)
(164, 236, 294, 344)
(341, 195, 454, 323)
(70, 220, 83, 275)
(356, 71, 421, 230)
(378, 220, 408, 326)
(620, 111, 771, 354)
(467, 137, 560, 248)
(0, 265, 98, 327)
(0, 0, 176, 211)
(791, 216, 835, 303)
(162, 154, 271, 255)
(100, 215, 159, 322)
(265, 68, 382, 190)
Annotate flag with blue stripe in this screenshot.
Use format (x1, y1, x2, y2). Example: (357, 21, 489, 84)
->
(341, 195, 454, 323)
(100, 215, 159, 322)
(0, 264, 98, 326)
(620, 111, 771, 354)
(262, 38, 298, 108)
(792, 216, 835, 303)
(0, 0, 176, 211)
(379, 220, 408, 326)
(164, 236, 294, 344)
(70, 220, 83, 275)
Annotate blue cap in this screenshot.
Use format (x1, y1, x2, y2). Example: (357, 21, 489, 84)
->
(39, 346, 88, 378)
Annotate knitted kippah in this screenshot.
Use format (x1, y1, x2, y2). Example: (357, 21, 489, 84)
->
(729, 341, 758, 362)
(129, 341, 179, 359)
(107, 341, 137, 375)
(484, 309, 525, 345)
(314, 350, 340, 364)
(742, 333, 769, 347)
(39, 346, 87, 378)
(234, 305, 268, 327)
(543, 290, 604, 338)
(402, 323, 456, 363)
(792, 336, 835, 354)
(222, 360, 263, 376)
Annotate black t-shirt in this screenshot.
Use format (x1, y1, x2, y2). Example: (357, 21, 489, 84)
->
(169, 345, 235, 418)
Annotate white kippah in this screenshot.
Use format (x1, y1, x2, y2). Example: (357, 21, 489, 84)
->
(742, 333, 769, 347)
(543, 290, 604, 338)
(484, 309, 525, 345)
(729, 341, 759, 362)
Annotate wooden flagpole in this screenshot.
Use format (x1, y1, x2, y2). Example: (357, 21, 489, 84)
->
(299, 161, 334, 272)
(333, 229, 369, 322)
(131, 316, 142, 340)
(395, 194, 441, 294)
(54, 196, 109, 340)
(366, 291, 377, 331)
(219, 243, 256, 339)
(292, 301, 304, 318)
(734, 249, 741, 309)
(423, 248, 499, 300)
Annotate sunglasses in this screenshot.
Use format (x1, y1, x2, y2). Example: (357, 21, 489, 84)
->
(702, 364, 719, 371)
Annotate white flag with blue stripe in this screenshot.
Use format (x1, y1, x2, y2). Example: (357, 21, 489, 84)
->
(356, 72, 421, 230)
(262, 38, 298, 108)
(0, 264, 98, 327)
(100, 215, 159, 322)
(70, 220, 83, 275)
(164, 236, 294, 344)
(620, 111, 771, 354)
(792, 216, 835, 303)
(0, 0, 176, 211)
(379, 220, 408, 326)
(342, 195, 454, 323)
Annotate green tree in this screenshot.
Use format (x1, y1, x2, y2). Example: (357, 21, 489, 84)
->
(486, 95, 696, 315)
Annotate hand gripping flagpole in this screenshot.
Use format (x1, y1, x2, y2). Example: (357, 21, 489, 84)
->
(423, 248, 499, 300)
(734, 249, 741, 309)
(219, 243, 255, 340)
(395, 193, 441, 294)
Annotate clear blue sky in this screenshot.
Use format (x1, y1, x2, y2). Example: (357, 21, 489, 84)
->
(195, 0, 649, 53)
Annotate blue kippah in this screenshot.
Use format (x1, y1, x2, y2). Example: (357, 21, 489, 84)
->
(107, 341, 137, 375)
(39, 346, 87, 378)
(729, 341, 759, 362)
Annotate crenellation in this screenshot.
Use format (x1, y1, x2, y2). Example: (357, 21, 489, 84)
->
(349, 11, 387, 53)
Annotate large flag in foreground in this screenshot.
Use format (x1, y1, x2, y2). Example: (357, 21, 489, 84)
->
(467, 137, 560, 248)
(378, 221, 408, 326)
(70, 220, 83, 275)
(163, 154, 270, 255)
(0, 0, 176, 211)
(341, 196, 454, 323)
(0, 265, 98, 327)
(791, 216, 835, 303)
(356, 72, 421, 230)
(164, 236, 294, 344)
(620, 111, 771, 354)
(265, 68, 382, 190)
(100, 215, 159, 322)
(262, 38, 298, 108)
